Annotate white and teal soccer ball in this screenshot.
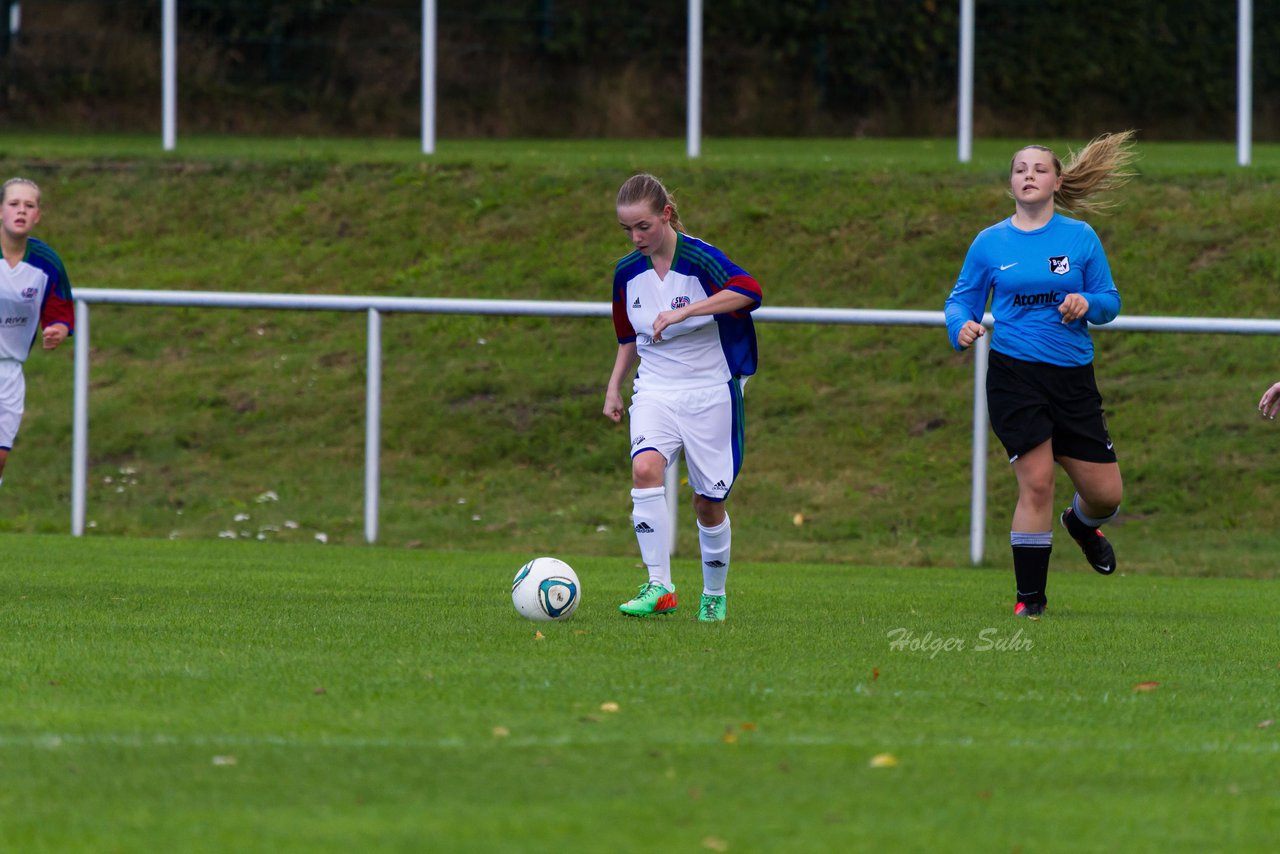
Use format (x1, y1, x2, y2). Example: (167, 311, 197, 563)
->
(511, 557, 580, 621)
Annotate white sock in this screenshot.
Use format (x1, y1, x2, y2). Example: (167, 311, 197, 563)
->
(698, 513, 731, 596)
(631, 487, 671, 589)
(1072, 492, 1119, 527)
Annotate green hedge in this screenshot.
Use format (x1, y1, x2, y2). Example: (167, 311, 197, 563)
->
(2, 0, 1275, 138)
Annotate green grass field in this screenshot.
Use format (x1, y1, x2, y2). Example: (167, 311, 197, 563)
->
(2, 535, 1277, 852)
(1, 135, 1279, 849)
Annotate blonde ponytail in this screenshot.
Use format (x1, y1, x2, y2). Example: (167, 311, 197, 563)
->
(1054, 130, 1138, 215)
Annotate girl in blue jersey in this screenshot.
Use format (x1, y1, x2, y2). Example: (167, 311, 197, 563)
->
(945, 132, 1137, 619)
(604, 174, 762, 622)
(0, 177, 75, 489)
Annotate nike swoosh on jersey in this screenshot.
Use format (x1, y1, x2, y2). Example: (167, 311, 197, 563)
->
(999, 263, 1018, 271)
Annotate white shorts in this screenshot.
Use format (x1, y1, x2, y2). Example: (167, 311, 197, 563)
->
(0, 360, 26, 450)
(628, 378, 745, 502)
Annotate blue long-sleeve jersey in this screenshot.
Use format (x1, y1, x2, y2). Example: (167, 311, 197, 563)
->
(944, 213, 1120, 367)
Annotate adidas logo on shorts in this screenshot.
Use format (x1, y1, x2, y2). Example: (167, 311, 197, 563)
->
(634, 522, 655, 534)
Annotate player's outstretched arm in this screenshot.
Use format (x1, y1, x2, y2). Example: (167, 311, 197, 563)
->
(1259, 381, 1280, 419)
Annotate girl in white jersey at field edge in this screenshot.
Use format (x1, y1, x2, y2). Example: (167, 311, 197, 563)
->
(604, 174, 762, 622)
(0, 177, 74, 489)
(944, 132, 1137, 620)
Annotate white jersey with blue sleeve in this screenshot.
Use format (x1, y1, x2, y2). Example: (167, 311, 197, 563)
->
(944, 213, 1119, 367)
(0, 237, 75, 362)
(612, 233, 762, 392)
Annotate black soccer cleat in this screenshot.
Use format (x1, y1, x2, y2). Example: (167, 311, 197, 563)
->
(1013, 601, 1045, 620)
(1061, 507, 1116, 576)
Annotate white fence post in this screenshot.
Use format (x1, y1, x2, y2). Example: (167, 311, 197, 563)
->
(71, 299, 90, 536)
(422, 0, 436, 155)
(957, 0, 974, 163)
(162, 0, 176, 151)
(969, 329, 990, 565)
(687, 0, 703, 159)
(664, 449, 681, 556)
(1239, 0, 1253, 167)
(365, 308, 382, 544)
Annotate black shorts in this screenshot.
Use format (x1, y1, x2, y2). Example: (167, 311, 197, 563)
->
(985, 350, 1117, 464)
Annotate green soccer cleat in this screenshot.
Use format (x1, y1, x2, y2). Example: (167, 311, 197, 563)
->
(697, 593, 727, 622)
(619, 581, 678, 617)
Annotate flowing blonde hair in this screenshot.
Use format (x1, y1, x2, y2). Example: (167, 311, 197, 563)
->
(1012, 130, 1138, 216)
(616, 173, 684, 232)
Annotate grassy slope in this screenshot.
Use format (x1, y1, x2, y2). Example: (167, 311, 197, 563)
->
(2, 135, 1280, 574)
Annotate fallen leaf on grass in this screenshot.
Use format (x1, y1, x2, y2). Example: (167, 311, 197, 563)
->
(868, 753, 898, 768)
(872, 667, 880, 681)
(739, 722, 756, 731)
(1257, 719, 1274, 730)
(492, 726, 510, 738)
(211, 755, 237, 766)
(312, 686, 327, 695)
(722, 726, 738, 744)
(1132, 681, 1160, 692)
(702, 836, 729, 852)
(600, 702, 620, 713)
(534, 631, 545, 640)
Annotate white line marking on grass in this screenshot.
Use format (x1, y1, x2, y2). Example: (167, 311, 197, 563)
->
(1, 731, 1278, 755)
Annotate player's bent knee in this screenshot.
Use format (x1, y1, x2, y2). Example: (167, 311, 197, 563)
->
(631, 452, 667, 488)
(693, 498, 726, 527)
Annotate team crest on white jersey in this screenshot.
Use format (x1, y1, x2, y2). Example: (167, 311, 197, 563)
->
(1048, 255, 1070, 275)
(670, 296, 690, 309)
(21, 287, 38, 300)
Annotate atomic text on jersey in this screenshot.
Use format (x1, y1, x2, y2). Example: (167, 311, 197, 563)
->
(943, 213, 1119, 367)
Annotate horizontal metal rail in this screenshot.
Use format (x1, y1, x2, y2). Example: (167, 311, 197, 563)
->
(71, 289, 1280, 561)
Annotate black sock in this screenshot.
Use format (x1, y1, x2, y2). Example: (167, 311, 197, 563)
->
(1012, 544, 1051, 606)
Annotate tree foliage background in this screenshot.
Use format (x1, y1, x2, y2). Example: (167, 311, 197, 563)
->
(3, 0, 1280, 139)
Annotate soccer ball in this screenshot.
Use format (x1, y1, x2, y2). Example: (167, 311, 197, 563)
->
(511, 557, 580, 621)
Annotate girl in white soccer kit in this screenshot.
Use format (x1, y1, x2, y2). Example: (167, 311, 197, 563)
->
(0, 178, 74, 488)
(604, 174, 762, 622)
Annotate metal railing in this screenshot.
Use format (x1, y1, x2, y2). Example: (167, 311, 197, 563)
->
(70, 289, 1280, 563)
